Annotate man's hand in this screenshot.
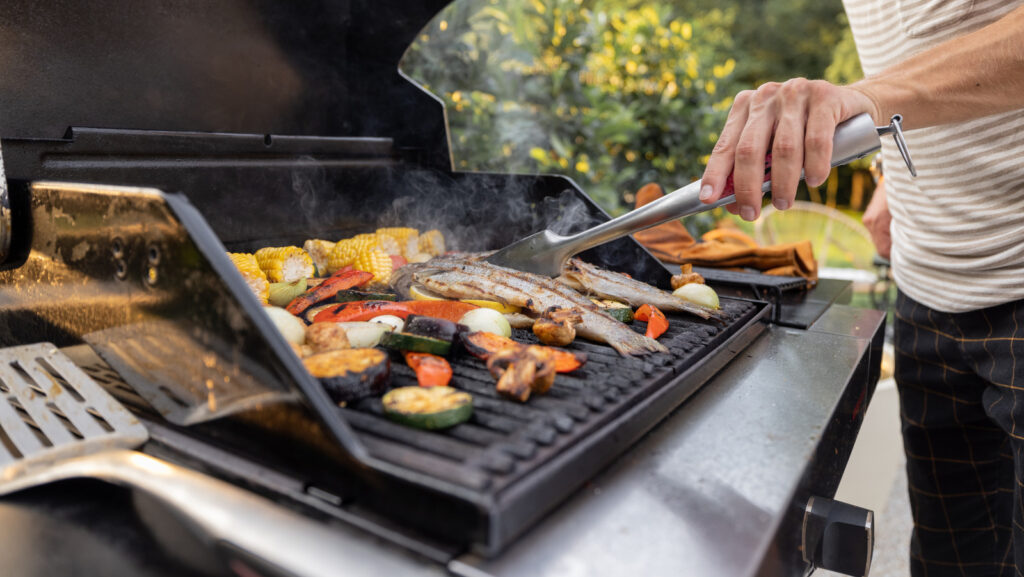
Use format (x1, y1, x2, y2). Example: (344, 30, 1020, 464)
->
(862, 177, 891, 260)
(698, 79, 878, 221)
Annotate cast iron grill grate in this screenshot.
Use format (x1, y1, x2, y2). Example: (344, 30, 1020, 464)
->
(337, 297, 760, 491)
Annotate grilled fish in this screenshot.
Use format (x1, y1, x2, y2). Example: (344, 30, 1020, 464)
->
(557, 259, 720, 320)
(391, 254, 667, 356)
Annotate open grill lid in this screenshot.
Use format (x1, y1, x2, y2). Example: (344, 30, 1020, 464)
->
(0, 0, 452, 168)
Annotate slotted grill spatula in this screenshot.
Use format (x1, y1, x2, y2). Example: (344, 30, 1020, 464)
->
(0, 343, 416, 577)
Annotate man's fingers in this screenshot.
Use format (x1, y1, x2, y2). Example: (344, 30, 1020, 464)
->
(770, 80, 810, 211)
(731, 83, 779, 221)
(804, 82, 839, 187)
(701, 91, 752, 204)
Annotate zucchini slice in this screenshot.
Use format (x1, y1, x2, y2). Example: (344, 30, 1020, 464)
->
(380, 331, 452, 356)
(591, 298, 634, 323)
(334, 290, 398, 303)
(303, 348, 390, 403)
(382, 386, 473, 430)
(302, 303, 339, 324)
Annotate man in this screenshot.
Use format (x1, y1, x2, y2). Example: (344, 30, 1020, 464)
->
(699, 3, 1024, 575)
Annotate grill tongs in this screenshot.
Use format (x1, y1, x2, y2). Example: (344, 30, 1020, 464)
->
(486, 113, 915, 277)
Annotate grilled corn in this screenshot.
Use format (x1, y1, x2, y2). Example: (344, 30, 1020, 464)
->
(376, 227, 419, 257)
(228, 252, 270, 304)
(353, 249, 393, 287)
(303, 239, 335, 276)
(418, 229, 446, 257)
(255, 246, 315, 283)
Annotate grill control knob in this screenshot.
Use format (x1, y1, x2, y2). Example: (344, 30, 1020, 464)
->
(802, 496, 874, 577)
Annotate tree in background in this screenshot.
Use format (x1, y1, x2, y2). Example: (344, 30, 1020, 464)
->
(402, 0, 849, 215)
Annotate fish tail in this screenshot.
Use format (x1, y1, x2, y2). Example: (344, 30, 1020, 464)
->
(610, 332, 669, 356)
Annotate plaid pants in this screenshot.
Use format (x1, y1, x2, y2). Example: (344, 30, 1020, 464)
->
(894, 291, 1024, 577)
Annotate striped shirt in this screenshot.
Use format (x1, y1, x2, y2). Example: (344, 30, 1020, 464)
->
(842, 0, 1024, 312)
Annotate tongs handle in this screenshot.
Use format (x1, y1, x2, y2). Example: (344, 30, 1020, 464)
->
(565, 113, 908, 256)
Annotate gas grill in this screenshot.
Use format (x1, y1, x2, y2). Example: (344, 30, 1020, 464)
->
(0, 2, 883, 576)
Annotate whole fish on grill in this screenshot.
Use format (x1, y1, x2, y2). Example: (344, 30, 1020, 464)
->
(557, 258, 720, 320)
(391, 254, 667, 356)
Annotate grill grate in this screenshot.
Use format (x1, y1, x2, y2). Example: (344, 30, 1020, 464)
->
(339, 297, 760, 492)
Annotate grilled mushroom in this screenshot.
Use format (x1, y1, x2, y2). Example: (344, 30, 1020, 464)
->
(532, 306, 583, 347)
(487, 345, 557, 402)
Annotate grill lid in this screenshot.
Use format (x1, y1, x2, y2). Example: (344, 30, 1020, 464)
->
(0, 0, 452, 168)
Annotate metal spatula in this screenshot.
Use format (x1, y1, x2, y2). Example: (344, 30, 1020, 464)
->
(0, 342, 415, 577)
(486, 113, 914, 276)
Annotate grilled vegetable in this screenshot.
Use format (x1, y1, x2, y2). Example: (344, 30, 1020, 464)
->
(327, 233, 399, 276)
(673, 283, 720, 309)
(264, 306, 306, 345)
(255, 246, 315, 283)
(380, 331, 452, 356)
(403, 352, 453, 387)
(417, 229, 446, 257)
(334, 290, 398, 303)
(591, 298, 634, 323)
(382, 386, 472, 430)
(634, 304, 669, 339)
(286, 270, 374, 315)
(336, 322, 393, 348)
(461, 331, 586, 373)
(313, 300, 479, 324)
(405, 315, 460, 343)
(376, 227, 420, 257)
(410, 283, 519, 314)
(487, 345, 557, 402)
(353, 249, 394, 287)
(458, 308, 512, 338)
(305, 322, 351, 353)
(369, 315, 405, 332)
(228, 252, 270, 304)
(303, 348, 390, 403)
(268, 279, 308, 308)
(302, 303, 338, 324)
(532, 307, 582, 347)
(303, 239, 336, 276)
(670, 263, 705, 290)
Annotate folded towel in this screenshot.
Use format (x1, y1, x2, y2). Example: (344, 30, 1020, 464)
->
(631, 183, 818, 285)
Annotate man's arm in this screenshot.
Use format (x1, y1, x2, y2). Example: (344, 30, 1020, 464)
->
(699, 5, 1024, 221)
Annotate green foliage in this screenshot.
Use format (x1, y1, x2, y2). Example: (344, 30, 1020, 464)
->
(402, 0, 851, 216)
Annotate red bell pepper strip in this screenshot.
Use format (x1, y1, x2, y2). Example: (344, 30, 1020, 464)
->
(460, 331, 586, 373)
(286, 270, 373, 315)
(313, 300, 479, 324)
(403, 352, 453, 387)
(634, 304, 669, 339)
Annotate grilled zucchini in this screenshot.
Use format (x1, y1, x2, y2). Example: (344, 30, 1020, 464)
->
(382, 386, 472, 430)
(303, 348, 390, 403)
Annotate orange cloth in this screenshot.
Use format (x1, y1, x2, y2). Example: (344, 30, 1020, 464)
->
(632, 183, 818, 285)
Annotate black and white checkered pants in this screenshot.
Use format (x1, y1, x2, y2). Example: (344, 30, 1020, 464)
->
(895, 290, 1024, 577)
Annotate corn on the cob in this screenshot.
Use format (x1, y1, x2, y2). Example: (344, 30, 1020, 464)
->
(228, 252, 270, 304)
(303, 239, 335, 276)
(418, 229, 446, 257)
(255, 246, 315, 283)
(353, 249, 393, 287)
(376, 227, 419, 257)
(327, 235, 374, 273)
(326, 232, 407, 274)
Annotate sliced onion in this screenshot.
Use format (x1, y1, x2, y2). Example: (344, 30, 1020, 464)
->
(337, 322, 393, 348)
(370, 314, 405, 332)
(264, 306, 307, 345)
(458, 308, 512, 338)
(672, 283, 720, 309)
